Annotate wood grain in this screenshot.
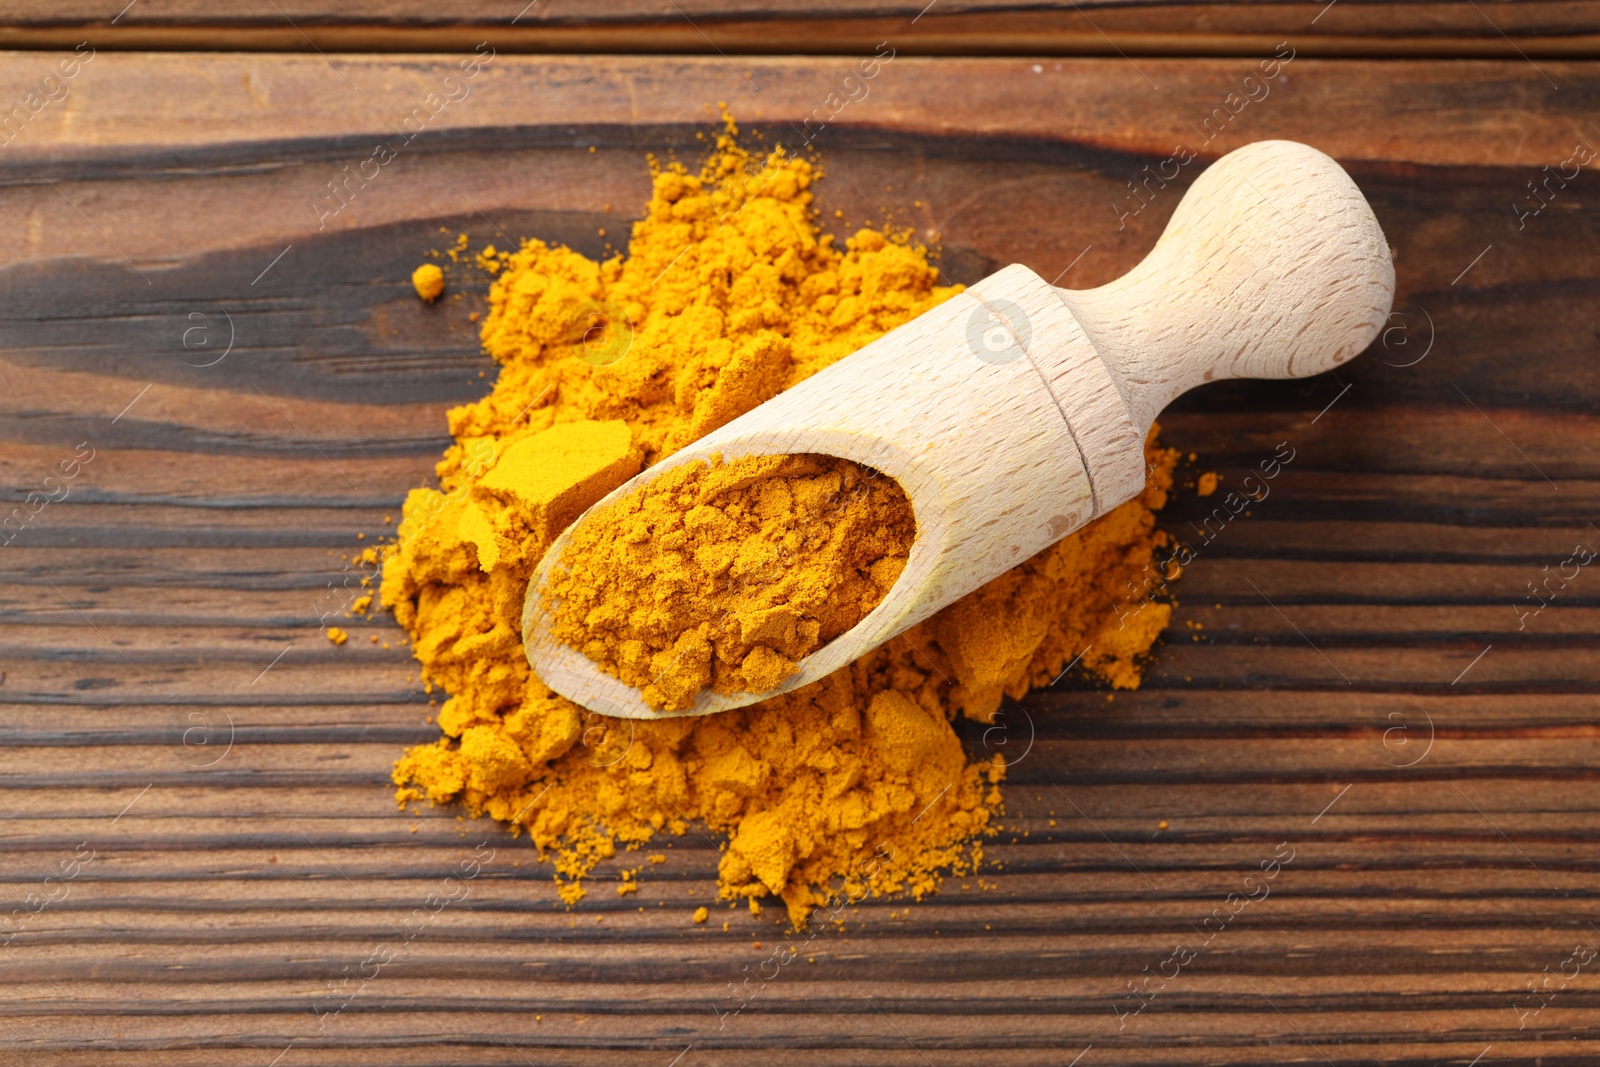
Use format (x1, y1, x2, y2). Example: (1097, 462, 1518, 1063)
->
(5, 49, 1600, 1063)
(4, 0, 1600, 58)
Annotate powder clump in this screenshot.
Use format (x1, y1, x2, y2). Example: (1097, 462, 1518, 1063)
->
(412, 263, 444, 301)
(545, 452, 915, 710)
(462, 419, 642, 572)
(381, 115, 1179, 926)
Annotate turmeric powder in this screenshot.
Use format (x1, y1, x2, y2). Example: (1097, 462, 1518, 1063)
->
(382, 114, 1178, 925)
(545, 453, 915, 710)
(412, 262, 444, 301)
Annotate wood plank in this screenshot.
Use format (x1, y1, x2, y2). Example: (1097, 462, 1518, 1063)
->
(2, 0, 1600, 59)
(5, 49, 1600, 1065)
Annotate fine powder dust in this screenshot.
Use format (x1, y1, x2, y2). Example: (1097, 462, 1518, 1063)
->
(545, 453, 916, 712)
(381, 116, 1178, 924)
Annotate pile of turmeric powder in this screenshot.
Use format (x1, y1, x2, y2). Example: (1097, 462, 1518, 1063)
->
(382, 115, 1178, 925)
(545, 453, 915, 711)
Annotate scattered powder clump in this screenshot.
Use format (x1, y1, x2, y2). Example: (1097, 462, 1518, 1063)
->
(545, 453, 915, 711)
(380, 115, 1178, 925)
(412, 262, 445, 301)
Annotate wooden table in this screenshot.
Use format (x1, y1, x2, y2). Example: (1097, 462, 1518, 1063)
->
(4, 5, 1600, 1063)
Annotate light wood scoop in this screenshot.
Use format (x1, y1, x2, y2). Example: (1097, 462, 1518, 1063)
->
(522, 139, 1395, 719)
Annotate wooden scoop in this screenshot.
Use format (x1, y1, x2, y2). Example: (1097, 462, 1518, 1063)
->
(522, 139, 1395, 719)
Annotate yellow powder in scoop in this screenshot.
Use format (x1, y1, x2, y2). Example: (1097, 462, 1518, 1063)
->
(381, 114, 1179, 925)
(545, 453, 915, 711)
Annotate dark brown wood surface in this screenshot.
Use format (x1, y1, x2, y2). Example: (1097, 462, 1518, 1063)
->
(4, 44, 1600, 1065)
(4, 0, 1600, 58)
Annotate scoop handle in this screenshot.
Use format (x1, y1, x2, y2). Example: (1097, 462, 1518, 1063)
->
(1055, 140, 1395, 434)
